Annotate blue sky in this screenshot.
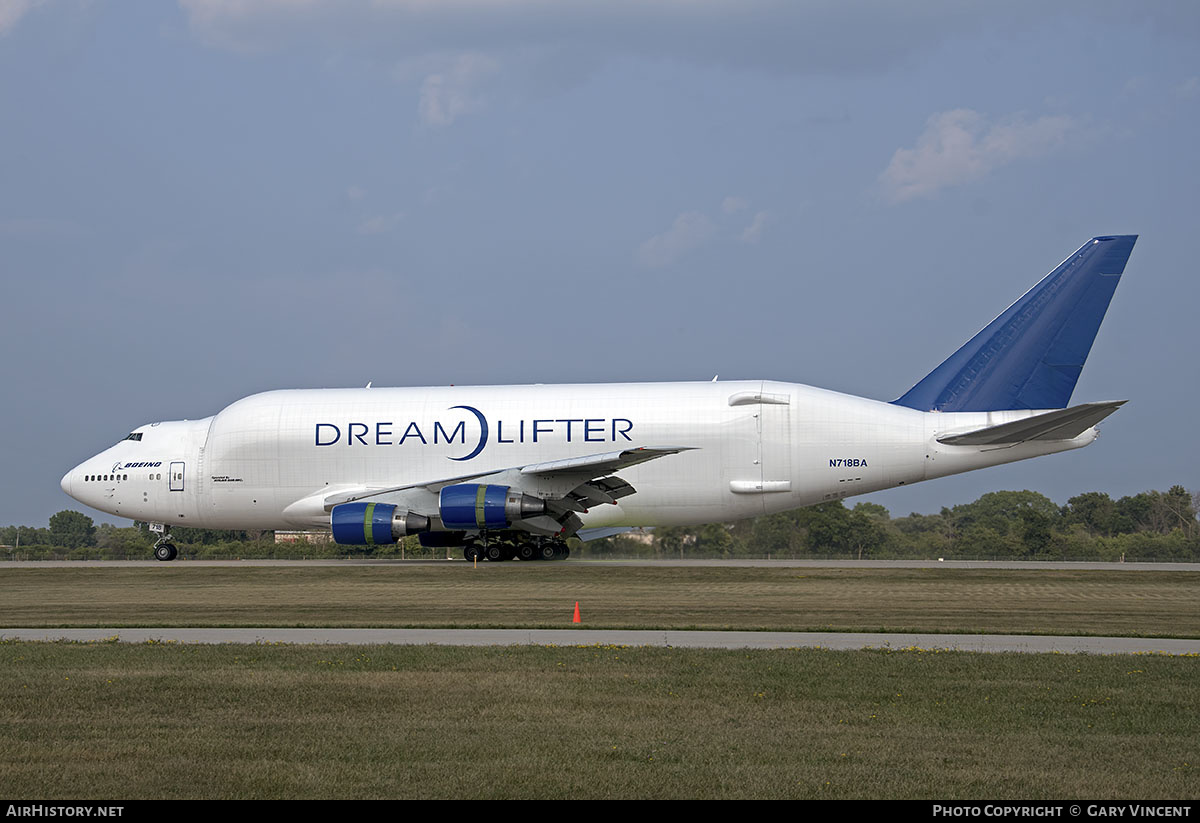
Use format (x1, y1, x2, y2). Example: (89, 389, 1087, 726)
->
(1, 1, 1197, 528)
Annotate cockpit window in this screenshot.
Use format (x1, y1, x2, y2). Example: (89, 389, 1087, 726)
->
(123, 433, 143, 441)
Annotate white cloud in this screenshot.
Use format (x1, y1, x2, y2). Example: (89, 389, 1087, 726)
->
(722, 195, 749, 214)
(357, 212, 406, 235)
(0, 0, 44, 37)
(636, 211, 714, 269)
(178, 0, 332, 51)
(417, 52, 500, 127)
(879, 108, 1075, 203)
(739, 211, 770, 244)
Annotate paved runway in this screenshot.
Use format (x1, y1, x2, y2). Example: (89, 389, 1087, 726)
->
(4, 559, 1199, 570)
(2, 627, 1197, 654)
(5, 559, 1195, 653)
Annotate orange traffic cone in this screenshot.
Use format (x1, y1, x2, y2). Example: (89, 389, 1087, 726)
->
(572, 601, 581, 624)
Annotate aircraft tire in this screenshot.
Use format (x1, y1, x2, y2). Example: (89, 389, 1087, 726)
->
(485, 544, 507, 562)
(154, 543, 177, 562)
(516, 543, 537, 561)
(538, 543, 558, 561)
(463, 545, 481, 562)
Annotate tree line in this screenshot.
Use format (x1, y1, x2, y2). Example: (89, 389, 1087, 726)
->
(619, 486, 1200, 562)
(2, 486, 1197, 562)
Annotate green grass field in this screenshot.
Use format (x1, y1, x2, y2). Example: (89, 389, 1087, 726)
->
(3, 564, 1197, 799)
(1, 641, 1196, 799)
(1, 564, 1197, 637)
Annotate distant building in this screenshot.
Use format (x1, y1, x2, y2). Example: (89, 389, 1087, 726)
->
(274, 530, 332, 545)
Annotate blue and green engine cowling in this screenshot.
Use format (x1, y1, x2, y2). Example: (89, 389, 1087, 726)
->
(330, 483, 547, 545)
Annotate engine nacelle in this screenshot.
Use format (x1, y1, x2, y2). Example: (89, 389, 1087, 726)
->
(438, 484, 546, 530)
(330, 502, 429, 545)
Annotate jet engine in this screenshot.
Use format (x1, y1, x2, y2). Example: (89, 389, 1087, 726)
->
(330, 502, 429, 545)
(438, 483, 546, 530)
(330, 485, 547, 545)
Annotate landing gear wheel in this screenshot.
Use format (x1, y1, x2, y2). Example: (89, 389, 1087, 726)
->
(517, 543, 537, 561)
(539, 543, 558, 561)
(485, 544, 507, 562)
(154, 543, 177, 562)
(463, 544, 481, 562)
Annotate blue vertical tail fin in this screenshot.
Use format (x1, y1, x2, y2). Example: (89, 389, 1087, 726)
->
(893, 235, 1136, 412)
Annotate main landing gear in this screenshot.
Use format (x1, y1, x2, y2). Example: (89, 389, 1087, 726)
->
(462, 537, 570, 562)
(151, 525, 177, 562)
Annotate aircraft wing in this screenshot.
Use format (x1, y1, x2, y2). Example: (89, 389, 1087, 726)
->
(320, 446, 694, 536)
(517, 445, 696, 476)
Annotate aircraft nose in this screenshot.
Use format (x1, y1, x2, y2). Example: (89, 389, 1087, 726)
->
(60, 468, 74, 498)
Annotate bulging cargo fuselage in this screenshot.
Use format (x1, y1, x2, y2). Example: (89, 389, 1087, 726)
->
(59, 235, 1136, 559)
(60, 379, 1096, 531)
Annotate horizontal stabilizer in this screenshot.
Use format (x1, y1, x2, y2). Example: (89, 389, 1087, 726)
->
(894, 236, 1136, 412)
(937, 401, 1126, 446)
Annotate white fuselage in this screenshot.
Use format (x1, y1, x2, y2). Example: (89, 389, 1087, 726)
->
(61, 380, 1097, 530)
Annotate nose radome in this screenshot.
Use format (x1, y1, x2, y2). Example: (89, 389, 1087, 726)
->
(60, 469, 74, 497)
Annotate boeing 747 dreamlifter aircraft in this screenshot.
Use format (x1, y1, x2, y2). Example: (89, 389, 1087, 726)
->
(61, 235, 1136, 561)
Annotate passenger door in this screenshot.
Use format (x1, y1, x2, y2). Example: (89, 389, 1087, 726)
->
(169, 461, 185, 492)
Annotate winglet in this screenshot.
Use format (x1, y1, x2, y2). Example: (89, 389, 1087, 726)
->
(893, 236, 1136, 412)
